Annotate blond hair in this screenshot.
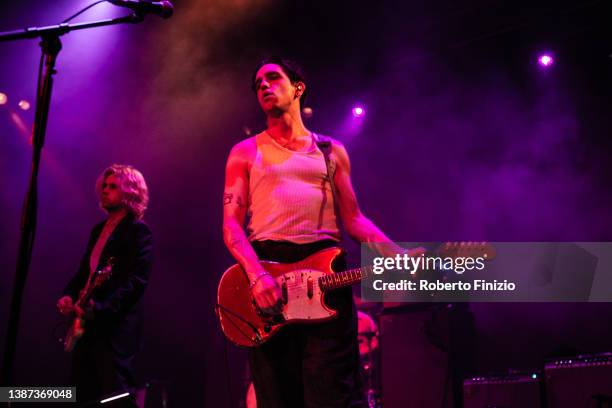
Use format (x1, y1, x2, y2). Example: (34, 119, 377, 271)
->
(96, 164, 149, 219)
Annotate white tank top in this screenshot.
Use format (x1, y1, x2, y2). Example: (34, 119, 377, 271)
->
(247, 131, 341, 244)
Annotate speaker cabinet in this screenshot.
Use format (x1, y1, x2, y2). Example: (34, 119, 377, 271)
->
(463, 373, 543, 408)
(545, 353, 612, 408)
(380, 304, 475, 408)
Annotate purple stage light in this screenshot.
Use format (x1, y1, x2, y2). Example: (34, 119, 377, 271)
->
(352, 105, 365, 118)
(537, 53, 554, 68)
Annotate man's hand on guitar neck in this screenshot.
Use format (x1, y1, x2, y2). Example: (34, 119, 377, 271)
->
(57, 296, 74, 316)
(56, 296, 95, 320)
(403, 246, 426, 258)
(367, 242, 426, 260)
(250, 272, 283, 316)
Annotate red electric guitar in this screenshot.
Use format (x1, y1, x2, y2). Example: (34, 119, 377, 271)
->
(216, 243, 495, 348)
(63, 258, 114, 352)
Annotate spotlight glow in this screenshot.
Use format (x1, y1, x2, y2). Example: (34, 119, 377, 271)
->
(100, 392, 130, 404)
(18, 100, 30, 110)
(352, 106, 365, 118)
(537, 53, 554, 68)
(0, 93, 7, 105)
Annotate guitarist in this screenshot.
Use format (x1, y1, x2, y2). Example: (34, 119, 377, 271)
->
(223, 57, 421, 408)
(56, 164, 152, 407)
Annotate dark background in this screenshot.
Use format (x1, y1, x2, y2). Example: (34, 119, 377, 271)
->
(1, 0, 611, 406)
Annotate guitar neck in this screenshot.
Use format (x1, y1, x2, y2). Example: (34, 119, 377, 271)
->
(76, 261, 113, 307)
(319, 265, 373, 292)
(316, 242, 495, 292)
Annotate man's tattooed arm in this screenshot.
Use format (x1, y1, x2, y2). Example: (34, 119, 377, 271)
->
(223, 145, 264, 280)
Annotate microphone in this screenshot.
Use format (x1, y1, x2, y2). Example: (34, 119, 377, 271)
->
(108, 0, 174, 19)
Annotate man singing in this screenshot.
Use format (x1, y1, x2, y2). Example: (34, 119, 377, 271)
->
(223, 56, 418, 407)
(57, 164, 152, 407)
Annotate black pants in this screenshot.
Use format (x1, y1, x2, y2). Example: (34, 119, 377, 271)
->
(249, 240, 364, 408)
(72, 333, 138, 408)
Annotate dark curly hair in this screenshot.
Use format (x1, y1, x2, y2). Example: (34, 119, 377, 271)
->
(251, 56, 308, 106)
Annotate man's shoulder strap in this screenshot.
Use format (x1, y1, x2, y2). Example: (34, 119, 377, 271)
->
(315, 133, 332, 150)
(314, 134, 334, 167)
(313, 133, 340, 223)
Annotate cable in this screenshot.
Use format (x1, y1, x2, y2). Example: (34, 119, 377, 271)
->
(62, 1, 108, 24)
(214, 303, 261, 338)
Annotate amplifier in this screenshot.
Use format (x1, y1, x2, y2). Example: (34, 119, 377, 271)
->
(380, 304, 475, 408)
(463, 372, 543, 408)
(545, 352, 612, 408)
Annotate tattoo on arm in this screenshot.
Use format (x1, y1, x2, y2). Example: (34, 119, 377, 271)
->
(224, 192, 246, 208)
(227, 235, 247, 250)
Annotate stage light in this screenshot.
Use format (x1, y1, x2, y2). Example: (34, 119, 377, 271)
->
(0, 93, 7, 105)
(18, 100, 30, 110)
(352, 105, 365, 118)
(537, 53, 554, 68)
(100, 392, 130, 404)
(302, 106, 313, 118)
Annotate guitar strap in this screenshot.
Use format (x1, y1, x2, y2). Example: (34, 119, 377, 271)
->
(314, 133, 340, 223)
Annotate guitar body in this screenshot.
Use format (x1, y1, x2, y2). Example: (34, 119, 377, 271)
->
(64, 317, 85, 352)
(217, 247, 343, 348)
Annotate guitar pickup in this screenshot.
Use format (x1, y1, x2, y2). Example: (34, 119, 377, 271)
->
(307, 276, 313, 299)
(281, 281, 288, 304)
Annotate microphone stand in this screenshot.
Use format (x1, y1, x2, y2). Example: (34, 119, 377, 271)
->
(0, 12, 145, 386)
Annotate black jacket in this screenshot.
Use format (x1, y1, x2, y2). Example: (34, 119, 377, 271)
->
(63, 214, 153, 355)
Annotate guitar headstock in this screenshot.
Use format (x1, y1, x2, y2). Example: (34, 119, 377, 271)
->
(436, 242, 496, 260)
